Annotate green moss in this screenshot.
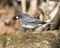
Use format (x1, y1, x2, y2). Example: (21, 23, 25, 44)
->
(20, 28, 24, 33)
(0, 35, 17, 47)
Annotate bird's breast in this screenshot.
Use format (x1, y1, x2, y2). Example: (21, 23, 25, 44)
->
(22, 24, 37, 29)
(20, 19, 38, 29)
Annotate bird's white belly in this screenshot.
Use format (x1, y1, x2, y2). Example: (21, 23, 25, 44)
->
(22, 24, 36, 29)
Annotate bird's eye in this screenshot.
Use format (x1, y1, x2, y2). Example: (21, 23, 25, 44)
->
(13, 16, 19, 20)
(16, 16, 19, 19)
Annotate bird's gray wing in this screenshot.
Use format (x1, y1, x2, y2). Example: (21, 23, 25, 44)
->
(24, 17, 46, 24)
(24, 16, 38, 22)
(21, 14, 39, 23)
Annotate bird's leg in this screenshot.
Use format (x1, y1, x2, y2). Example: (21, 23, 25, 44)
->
(23, 28, 27, 32)
(24, 28, 33, 33)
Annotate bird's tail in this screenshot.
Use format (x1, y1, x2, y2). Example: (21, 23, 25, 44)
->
(38, 21, 55, 26)
(39, 21, 47, 24)
(40, 21, 55, 24)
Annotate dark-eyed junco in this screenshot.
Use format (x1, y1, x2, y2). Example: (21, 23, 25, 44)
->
(13, 13, 47, 31)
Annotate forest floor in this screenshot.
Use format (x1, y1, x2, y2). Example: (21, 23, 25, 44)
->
(0, 30, 60, 48)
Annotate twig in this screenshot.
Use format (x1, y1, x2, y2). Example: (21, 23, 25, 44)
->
(35, 4, 59, 31)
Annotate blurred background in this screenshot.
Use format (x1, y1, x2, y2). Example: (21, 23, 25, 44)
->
(0, 0, 60, 35)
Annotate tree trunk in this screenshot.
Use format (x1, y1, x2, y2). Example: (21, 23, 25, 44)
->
(27, 0, 37, 17)
(21, 0, 26, 13)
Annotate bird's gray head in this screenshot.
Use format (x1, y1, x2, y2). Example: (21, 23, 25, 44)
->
(13, 14, 23, 20)
(13, 13, 28, 20)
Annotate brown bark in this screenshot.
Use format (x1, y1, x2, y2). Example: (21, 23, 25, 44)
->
(21, 0, 26, 13)
(27, 0, 37, 17)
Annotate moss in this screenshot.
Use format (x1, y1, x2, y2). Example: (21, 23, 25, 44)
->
(0, 30, 59, 48)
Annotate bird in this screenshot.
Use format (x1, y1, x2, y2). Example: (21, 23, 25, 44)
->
(13, 13, 47, 32)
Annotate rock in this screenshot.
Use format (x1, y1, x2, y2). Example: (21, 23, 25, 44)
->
(0, 5, 16, 35)
(5, 31, 59, 48)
